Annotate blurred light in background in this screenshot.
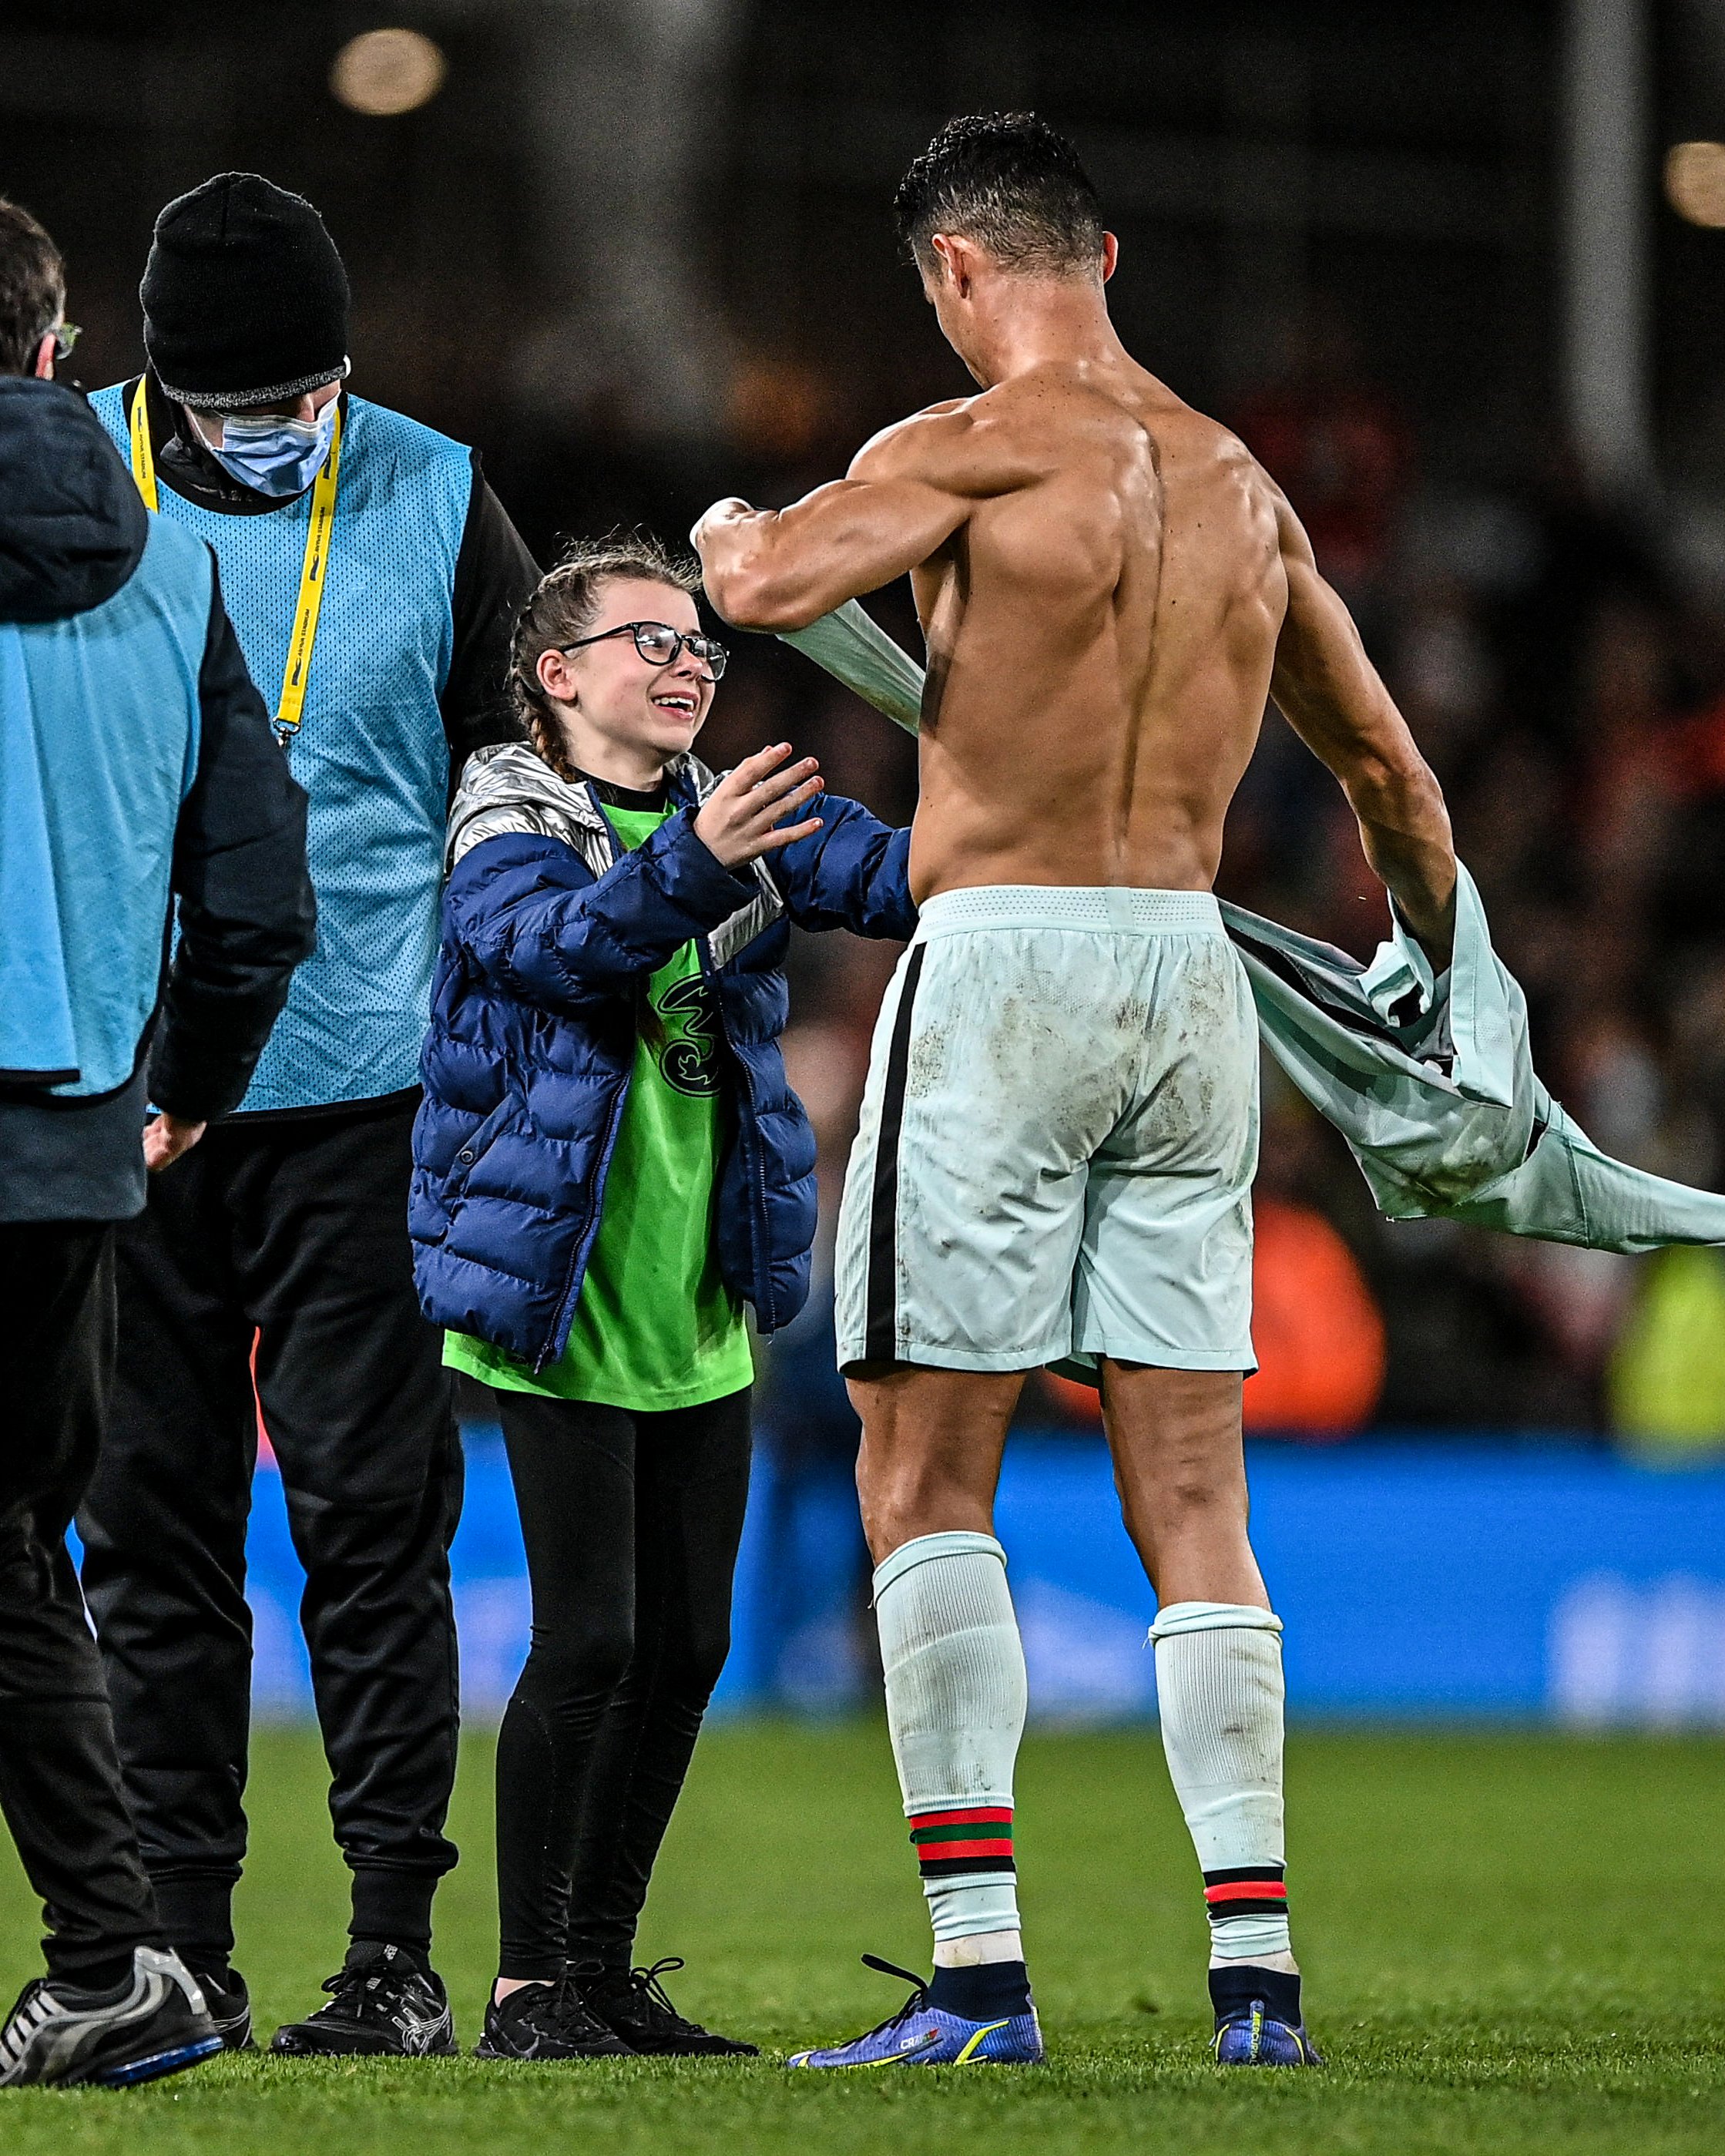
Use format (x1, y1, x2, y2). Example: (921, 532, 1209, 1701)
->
(329, 27, 446, 117)
(1243, 1197, 1388, 1438)
(1664, 139, 1725, 227)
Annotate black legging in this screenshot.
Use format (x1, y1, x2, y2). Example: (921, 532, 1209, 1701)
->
(492, 1385, 752, 1980)
(0, 1221, 165, 1987)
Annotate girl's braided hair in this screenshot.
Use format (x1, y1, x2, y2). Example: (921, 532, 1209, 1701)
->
(507, 532, 703, 783)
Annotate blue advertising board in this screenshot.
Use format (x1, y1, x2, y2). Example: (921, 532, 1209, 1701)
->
(227, 1429, 1725, 1727)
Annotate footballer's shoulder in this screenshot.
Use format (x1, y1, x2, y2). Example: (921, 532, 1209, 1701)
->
(850, 393, 1049, 508)
(849, 397, 982, 476)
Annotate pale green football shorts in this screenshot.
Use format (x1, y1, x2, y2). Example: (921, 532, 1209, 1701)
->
(834, 885, 1259, 1375)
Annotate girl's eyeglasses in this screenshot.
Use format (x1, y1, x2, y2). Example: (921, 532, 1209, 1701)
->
(559, 621, 728, 681)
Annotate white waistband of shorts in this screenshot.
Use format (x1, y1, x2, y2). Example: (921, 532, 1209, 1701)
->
(915, 885, 1224, 939)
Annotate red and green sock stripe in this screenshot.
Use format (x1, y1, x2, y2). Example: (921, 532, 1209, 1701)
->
(909, 1806, 1015, 1879)
(1202, 1865, 1287, 1925)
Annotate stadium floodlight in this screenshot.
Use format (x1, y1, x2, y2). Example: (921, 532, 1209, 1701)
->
(1664, 141, 1725, 227)
(329, 28, 447, 117)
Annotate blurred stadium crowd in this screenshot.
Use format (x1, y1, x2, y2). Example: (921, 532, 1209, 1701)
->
(12, 4, 1725, 1459)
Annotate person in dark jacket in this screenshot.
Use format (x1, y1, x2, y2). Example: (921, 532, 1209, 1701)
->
(411, 534, 915, 2061)
(76, 172, 541, 2058)
(0, 196, 313, 2087)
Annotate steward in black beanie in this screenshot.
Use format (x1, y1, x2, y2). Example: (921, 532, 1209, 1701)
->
(141, 172, 350, 411)
(84, 169, 543, 2054)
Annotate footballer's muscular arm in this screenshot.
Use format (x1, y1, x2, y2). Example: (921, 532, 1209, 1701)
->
(693, 403, 985, 633)
(1269, 492, 1458, 959)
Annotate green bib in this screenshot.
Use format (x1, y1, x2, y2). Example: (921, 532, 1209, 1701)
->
(446, 804, 753, 1412)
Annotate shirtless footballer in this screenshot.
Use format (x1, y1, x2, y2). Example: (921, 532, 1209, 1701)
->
(694, 113, 1457, 2070)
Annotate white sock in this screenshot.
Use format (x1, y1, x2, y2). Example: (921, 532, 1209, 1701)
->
(875, 1531, 1026, 1949)
(1150, 1600, 1294, 1967)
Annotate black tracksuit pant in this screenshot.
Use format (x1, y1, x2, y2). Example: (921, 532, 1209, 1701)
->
(0, 1221, 166, 1986)
(492, 1387, 752, 1981)
(76, 1098, 462, 1964)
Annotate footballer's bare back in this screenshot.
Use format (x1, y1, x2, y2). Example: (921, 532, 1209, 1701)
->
(697, 329, 1449, 941)
(873, 362, 1284, 904)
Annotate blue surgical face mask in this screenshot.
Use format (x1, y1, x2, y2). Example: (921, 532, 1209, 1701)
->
(204, 400, 338, 498)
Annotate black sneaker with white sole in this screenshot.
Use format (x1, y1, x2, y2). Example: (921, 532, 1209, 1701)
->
(578, 1958, 758, 2057)
(184, 1963, 254, 2052)
(0, 1946, 223, 2087)
(474, 1977, 633, 2061)
(268, 1942, 457, 2058)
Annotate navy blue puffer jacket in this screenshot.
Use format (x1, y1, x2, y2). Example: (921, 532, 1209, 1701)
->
(411, 743, 915, 1369)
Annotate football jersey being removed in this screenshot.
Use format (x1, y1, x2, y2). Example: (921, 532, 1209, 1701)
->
(784, 600, 1725, 1268)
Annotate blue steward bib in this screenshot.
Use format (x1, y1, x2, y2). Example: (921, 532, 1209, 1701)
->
(0, 516, 209, 1096)
(90, 385, 471, 1112)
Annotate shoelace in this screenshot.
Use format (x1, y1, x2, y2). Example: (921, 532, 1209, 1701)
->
(614, 1957, 702, 2036)
(317, 1958, 421, 2018)
(843, 1954, 934, 2043)
(511, 1974, 611, 2041)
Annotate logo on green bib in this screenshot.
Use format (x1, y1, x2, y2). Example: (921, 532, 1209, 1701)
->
(653, 973, 723, 1097)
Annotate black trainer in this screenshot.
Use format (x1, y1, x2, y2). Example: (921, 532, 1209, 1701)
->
(268, 1942, 457, 2058)
(578, 1958, 758, 2057)
(0, 1946, 223, 2087)
(474, 1976, 634, 2061)
(185, 1963, 254, 2052)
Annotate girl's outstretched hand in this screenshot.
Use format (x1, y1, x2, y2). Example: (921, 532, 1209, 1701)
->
(693, 743, 824, 868)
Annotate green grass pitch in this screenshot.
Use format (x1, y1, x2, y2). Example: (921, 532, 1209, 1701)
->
(1, 1722, 1722, 2153)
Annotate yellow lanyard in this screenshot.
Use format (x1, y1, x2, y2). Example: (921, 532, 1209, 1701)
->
(127, 378, 342, 748)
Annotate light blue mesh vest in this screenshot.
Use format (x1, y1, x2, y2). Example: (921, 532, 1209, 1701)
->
(91, 385, 471, 1112)
(0, 516, 209, 1097)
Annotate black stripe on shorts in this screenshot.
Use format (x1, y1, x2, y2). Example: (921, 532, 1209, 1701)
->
(864, 943, 926, 1365)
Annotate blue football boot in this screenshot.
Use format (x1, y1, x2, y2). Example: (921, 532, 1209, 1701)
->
(1209, 1965, 1324, 2067)
(787, 1955, 1045, 2069)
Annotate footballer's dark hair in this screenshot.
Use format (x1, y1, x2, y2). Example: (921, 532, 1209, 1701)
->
(893, 113, 1105, 278)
